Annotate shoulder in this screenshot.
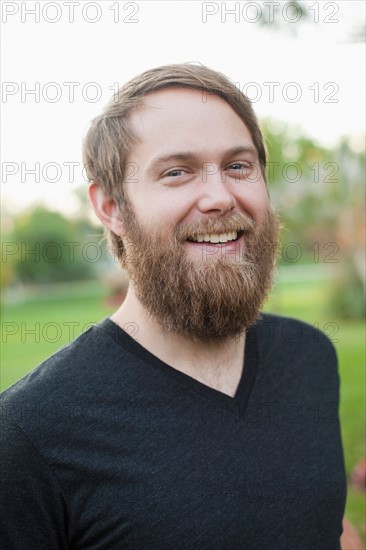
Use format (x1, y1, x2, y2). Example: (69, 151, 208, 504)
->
(255, 312, 339, 378)
(0, 319, 126, 434)
(255, 313, 341, 400)
(257, 312, 337, 355)
(2, 321, 104, 396)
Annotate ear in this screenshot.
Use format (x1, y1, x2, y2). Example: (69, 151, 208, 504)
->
(88, 182, 124, 235)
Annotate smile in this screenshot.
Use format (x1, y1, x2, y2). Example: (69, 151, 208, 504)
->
(186, 230, 244, 244)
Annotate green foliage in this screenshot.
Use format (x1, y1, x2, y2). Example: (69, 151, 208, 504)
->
(257, 1, 310, 31)
(262, 119, 365, 319)
(7, 206, 102, 284)
(329, 265, 366, 320)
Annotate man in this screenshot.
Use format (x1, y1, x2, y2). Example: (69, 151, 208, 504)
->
(1, 64, 347, 549)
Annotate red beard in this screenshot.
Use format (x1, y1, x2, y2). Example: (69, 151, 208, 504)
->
(119, 200, 281, 343)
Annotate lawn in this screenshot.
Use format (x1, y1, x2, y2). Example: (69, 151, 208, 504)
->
(1, 276, 365, 543)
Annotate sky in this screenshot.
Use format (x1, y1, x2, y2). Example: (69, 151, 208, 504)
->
(1, 0, 365, 215)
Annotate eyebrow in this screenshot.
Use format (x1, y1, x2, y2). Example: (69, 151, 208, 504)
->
(147, 145, 259, 175)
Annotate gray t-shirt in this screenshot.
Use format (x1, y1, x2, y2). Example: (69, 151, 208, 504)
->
(0, 313, 346, 549)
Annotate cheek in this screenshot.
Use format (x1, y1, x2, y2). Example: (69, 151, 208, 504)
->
(256, 186, 270, 212)
(137, 191, 195, 227)
(237, 183, 269, 221)
(129, 202, 178, 239)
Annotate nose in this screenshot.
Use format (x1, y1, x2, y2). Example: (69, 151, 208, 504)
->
(196, 164, 236, 215)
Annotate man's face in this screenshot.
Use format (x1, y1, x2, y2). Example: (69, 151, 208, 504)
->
(118, 88, 280, 342)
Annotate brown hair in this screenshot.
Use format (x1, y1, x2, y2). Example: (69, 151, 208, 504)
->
(82, 63, 267, 262)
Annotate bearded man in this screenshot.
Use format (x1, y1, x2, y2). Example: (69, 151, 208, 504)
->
(1, 64, 347, 549)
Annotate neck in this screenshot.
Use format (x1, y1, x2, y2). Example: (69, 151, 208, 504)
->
(110, 284, 246, 397)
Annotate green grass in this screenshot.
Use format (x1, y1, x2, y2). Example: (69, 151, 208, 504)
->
(1, 281, 113, 390)
(1, 276, 365, 542)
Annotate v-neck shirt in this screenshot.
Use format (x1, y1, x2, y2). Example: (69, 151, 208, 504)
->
(97, 316, 258, 416)
(1, 312, 347, 549)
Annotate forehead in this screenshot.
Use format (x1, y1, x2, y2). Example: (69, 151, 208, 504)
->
(128, 87, 254, 152)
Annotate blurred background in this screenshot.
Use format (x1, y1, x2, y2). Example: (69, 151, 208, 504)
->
(1, 0, 365, 544)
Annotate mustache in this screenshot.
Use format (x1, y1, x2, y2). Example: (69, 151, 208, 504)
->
(175, 213, 255, 241)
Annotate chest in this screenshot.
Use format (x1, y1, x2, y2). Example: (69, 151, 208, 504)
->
(57, 400, 346, 550)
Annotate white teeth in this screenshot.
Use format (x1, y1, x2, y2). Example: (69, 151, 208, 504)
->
(189, 231, 239, 244)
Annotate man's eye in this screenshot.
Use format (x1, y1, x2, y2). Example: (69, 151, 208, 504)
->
(165, 169, 185, 177)
(225, 163, 255, 180)
(227, 162, 251, 171)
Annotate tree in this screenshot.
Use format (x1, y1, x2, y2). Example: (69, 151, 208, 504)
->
(7, 206, 101, 284)
(262, 118, 365, 318)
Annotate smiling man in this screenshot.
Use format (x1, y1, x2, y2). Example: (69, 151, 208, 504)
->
(1, 64, 347, 549)
(89, 85, 280, 394)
